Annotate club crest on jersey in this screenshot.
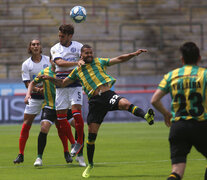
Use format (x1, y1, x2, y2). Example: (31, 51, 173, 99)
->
(43, 64, 49, 68)
(71, 47, 76, 53)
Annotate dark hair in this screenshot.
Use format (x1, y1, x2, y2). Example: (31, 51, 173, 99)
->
(28, 39, 42, 54)
(81, 44, 92, 53)
(59, 24, 74, 35)
(179, 42, 200, 64)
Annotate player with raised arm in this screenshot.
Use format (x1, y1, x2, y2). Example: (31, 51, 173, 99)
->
(13, 39, 51, 164)
(42, 44, 155, 178)
(151, 42, 207, 180)
(50, 24, 84, 158)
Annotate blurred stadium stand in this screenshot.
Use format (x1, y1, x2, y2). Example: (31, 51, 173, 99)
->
(0, 0, 207, 79)
(1, 0, 207, 123)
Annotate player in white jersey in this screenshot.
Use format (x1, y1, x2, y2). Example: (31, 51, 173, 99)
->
(14, 39, 51, 164)
(50, 24, 85, 160)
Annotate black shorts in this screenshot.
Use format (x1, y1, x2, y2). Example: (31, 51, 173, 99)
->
(41, 108, 57, 123)
(169, 119, 207, 164)
(41, 108, 73, 124)
(87, 90, 123, 125)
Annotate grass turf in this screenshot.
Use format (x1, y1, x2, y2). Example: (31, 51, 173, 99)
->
(0, 122, 206, 180)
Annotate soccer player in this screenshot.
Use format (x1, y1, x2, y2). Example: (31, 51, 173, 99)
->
(41, 44, 155, 178)
(151, 42, 207, 180)
(24, 59, 75, 166)
(50, 24, 84, 157)
(13, 39, 51, 164)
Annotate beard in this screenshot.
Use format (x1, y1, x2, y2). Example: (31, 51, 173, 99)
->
(84, 56, 93, 63)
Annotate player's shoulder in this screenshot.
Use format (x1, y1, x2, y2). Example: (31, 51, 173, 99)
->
(51, 42, 61, 51)
(22, 56, 32, 66)
(41, 55, 50, 62)
(71, 41, 83, 48)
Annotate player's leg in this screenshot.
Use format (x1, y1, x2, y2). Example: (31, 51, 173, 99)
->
(68, 112, 86, 166)
(70, 87, 84, 157)
(191, 120, 207, 180)
(56, 88, 75, 145)
(82, 123, 100, 178)
(34, 120, 52, 166)
(167, 121, 191, 180)
(14, 99, 43, 164)
(118, 97, 154, 125)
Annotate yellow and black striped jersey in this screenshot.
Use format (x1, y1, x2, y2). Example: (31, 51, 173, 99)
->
(159, 65, 207, 122)
(34, 66, 56, 110)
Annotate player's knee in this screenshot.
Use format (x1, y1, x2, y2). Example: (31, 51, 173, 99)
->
(87, 133, 97, 144)
(118, 99, 131, 110)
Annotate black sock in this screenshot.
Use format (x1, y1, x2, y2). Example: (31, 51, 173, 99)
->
(37, 132, 47, 158)
(87, 133, 97, 166)
(205, 168, 207, 180)
(167, 172, 181, 180)
(128, 104, 145, 118)
(87, 143, 95, 165)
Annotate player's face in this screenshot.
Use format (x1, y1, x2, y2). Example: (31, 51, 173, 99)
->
(81, 48, 93, 63)
(30, 40, 41, 55)
(58, 32, 72, 47)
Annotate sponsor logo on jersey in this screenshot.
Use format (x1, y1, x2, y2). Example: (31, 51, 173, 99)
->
(43, 64, 49, 68)
(71, 47, 76, 53)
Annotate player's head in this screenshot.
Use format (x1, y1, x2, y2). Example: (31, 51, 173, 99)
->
(28, 39, 42, 55)
(180, 42, 201, 65)
(58, 24, 74, 46)
(81, 44, 93, 63)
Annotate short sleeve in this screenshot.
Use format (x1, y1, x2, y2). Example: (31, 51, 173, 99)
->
(21, 62, 30, 81)
(99, 58, 110, 67)
(34, 71, 43, 84)
(68, 68, 78, 80)
(158, 73, 170, 93)
(50, 47, 62, 61)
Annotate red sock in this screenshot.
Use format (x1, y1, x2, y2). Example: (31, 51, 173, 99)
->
(56, 124, 68, 152)
(72, 110, 84, 145)
(57, 114, 75, 145)
(19, 123, 31, 155)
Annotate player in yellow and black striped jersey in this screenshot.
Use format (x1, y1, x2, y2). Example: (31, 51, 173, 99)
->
(25, 60, 86, 167)
(151, 42, 207, 180)
(43, 44, 155, 178)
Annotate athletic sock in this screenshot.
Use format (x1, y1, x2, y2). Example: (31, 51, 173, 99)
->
(205, 167, 207, 180)
(37, 132, 47, 157)
(57, 114, 75, 144)
(72, 110, 84, 145)
(128, 104, 145, 118)
(167, 172, 181, 180)
(56, 123, 69, 152)
(76, 130, 85, 156)
(19, 123, 31, 155)
(87, 133, 97, 166)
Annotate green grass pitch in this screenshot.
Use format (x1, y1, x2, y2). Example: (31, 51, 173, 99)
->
(0, 122, 206, 180)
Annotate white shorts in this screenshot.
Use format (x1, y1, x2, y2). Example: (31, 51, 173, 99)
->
(56, 87, 83, 110)
(24, 98, 43, 114)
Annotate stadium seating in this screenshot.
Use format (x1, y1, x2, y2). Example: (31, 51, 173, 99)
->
(0, 0, 207, 78)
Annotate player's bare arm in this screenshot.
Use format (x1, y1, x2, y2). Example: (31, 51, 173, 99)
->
(151, 89, 172, 127)
(24, 80, 37, 104)
(38, 75, 63, 87)
(55, 58, 78, 67)
(109, 49, 147, 66)
(24, 80, 42, 94)
(62, 77, 75, 87)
